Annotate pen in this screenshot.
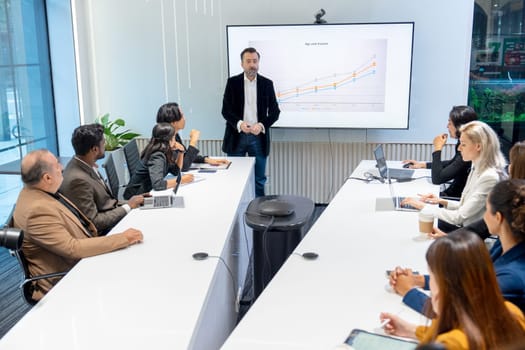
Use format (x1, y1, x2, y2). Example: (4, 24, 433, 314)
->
(380, 309, 403, 329)
(379, 318, 391, 328)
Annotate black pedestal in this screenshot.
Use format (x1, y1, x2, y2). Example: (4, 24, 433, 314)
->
(245, 195, 314, 300)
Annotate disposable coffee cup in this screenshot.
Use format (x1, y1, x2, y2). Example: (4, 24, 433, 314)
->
(418, 212, 434, 234)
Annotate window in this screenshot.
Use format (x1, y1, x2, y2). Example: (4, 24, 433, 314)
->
(469, 0, 525, 156)
(0, 0, 57, 168)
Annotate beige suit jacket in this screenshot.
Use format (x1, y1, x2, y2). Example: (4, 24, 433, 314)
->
(13, 187, 129, 300)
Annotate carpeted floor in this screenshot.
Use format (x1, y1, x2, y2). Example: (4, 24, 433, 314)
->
(0, 247, 31, 339)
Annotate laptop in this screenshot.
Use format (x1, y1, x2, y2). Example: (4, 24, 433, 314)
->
(375, 175, 418, 212)
(373, 144, 414, 181)
(140, 172, 184, 209)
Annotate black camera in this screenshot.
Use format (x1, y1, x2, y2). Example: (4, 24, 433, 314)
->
(0, 227, 23, 250)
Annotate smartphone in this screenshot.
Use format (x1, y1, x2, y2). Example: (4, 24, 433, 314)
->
(198, 168, 217, 173)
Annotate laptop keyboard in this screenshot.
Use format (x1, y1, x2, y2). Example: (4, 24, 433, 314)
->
(154, 196, 171, 208)
(395, 196, 418, 210)
(388, 168, 413, 178)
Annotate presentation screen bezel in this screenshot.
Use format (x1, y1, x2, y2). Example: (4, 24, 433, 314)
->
(226, 22, 414, 129)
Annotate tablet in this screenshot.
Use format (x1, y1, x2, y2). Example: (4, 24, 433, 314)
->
(344, 329, 417, 350)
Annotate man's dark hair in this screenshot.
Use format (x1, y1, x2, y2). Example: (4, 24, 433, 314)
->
(71, 124, 105, 156)
(156, 102, 182, 123)
(240, 47, 260, 60)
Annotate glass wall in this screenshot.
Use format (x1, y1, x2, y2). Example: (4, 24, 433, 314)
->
(0, 0, 57, 168)
(469, 0, 525, 156)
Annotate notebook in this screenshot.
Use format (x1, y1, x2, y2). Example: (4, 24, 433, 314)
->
(140, 173, 184, 209)
(373, 144, 414, 181)
(344, 329, 417, 350)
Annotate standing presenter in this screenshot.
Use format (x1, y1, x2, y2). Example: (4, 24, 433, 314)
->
(221, 47, 280, 197)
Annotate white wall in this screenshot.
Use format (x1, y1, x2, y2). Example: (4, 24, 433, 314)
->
(72, 0, 474, 145)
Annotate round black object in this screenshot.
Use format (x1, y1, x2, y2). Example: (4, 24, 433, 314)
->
(258, 199, 295, 217)
(302, 252, 319, 260)
(192, 252, 209, 260)
(0, 227, 23, 250)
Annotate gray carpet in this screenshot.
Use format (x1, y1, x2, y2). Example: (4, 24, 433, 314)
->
(0, 247, 31, 339)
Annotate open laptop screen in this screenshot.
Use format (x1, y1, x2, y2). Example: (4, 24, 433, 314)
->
(172, 171, 182, 195)
(373, 144, 388, 178)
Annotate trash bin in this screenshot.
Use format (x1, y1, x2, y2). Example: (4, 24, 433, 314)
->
(245, 195, 314, 299)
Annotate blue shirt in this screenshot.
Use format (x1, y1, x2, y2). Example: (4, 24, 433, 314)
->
(403, 239, 525, 315)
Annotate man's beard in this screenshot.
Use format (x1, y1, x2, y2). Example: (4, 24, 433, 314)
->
(245, 69, 257, 79)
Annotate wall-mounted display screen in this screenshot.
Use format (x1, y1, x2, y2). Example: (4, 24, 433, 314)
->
(226, 22, 414, 129)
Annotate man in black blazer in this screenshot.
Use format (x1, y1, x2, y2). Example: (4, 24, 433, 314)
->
(221, 47, 280, 196)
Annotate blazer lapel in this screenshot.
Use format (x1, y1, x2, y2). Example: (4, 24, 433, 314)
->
(56, 193, 98, 237)
(75, 157, 113, 196)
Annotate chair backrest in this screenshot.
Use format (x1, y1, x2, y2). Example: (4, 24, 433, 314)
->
(1, 229, 36, 305)
(14, 245, 37, 305)
(103, 152, 120, 199)
(123, 139, 140, 179)
(0, 208, 37, 305)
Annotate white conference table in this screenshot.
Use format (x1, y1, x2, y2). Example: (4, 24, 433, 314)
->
(0, 157, 255, 350)
(222, 160, 439, 350)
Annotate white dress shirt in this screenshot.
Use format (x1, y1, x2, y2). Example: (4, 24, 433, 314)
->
(236, 74, 265, 134)
(243, 74, 257, 126)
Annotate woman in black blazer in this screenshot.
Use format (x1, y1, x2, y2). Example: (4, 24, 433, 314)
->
(404, 105, 478, 198)
(156, 102, 229, 171)
(124, 123, 193, 199)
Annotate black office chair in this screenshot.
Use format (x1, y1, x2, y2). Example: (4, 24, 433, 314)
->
(102, 152, 121, 199)
(123, 139, 140, 179)
(1, 209, 67, 305)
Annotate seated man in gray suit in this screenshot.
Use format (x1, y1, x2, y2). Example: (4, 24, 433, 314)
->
(14, 149, 143, 300)
(60, 124, 143, 234)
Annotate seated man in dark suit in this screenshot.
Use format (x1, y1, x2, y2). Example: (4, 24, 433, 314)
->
(60, 124, 143, 234)
(13, 149, 143, 301)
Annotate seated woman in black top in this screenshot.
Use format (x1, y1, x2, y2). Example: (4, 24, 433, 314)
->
(123, 123, 193, 199)
(404, 106, 478, 198)
(156, 102, 230, 171)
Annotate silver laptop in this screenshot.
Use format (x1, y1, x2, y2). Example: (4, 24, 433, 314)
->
(373, 144, 414, 181)
(375, 175, 418, 212)
(141, 173, 184, 209)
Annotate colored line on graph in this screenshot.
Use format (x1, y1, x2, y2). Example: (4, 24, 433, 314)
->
(277, 69, 377, 103)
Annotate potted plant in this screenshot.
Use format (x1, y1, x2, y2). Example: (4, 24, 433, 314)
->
(95, 113, 140, 151)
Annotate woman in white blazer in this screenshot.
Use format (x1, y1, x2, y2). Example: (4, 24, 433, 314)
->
(402, 121, 507, 232)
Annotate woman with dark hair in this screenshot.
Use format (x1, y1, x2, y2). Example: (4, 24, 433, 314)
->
(123, 123, 193, 199)
(381, 228, 525, 349)
(156, 102, 229, 171)
(509, 141, 525, 179)
(391, 179, 525, 316)
(404, 106, 478, 197)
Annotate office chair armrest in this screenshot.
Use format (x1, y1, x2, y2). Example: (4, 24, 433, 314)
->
(20, 271, 68, 288)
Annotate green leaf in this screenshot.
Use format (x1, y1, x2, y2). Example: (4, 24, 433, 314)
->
(95, 113, 140, 150)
